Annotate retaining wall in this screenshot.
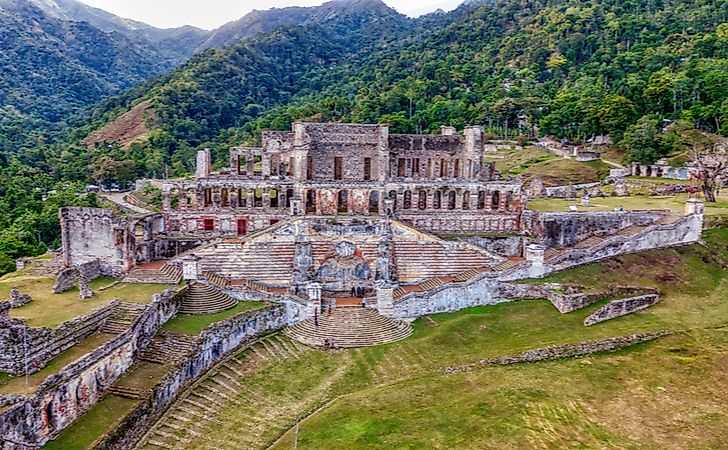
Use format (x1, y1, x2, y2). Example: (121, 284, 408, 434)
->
(0, 289, 184, 449)
(92, 304, 288, 450)
(0, 302, 117, 375)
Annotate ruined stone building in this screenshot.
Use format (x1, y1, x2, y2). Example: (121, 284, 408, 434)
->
(160, 122, 526, 238)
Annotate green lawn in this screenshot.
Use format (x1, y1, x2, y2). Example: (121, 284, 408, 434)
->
(0, 332, 114, 395)
(43, 395, 140, 450)
(145, 229, 728, 449)
(161, 301, 268, 335)
(528, 192, 728, 216)
(0, 268, 177, 327)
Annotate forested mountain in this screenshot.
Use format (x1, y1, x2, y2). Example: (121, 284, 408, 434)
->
(80, 0, 727, 167)
(0, 0, 726, 274)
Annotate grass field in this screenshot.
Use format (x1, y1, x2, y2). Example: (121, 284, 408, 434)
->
(43, 394, 140, 450)
(140, 229, 728, 450)
(161, 301, 268, 335)
(0, 266, 177, 327)
(529, 192, 728, 217)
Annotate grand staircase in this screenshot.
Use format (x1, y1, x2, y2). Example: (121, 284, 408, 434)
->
(285, 307, 412, 349)
(140, 332, 200, 365)
(394, 241, 498, 282)
(178, 282, 238, 315)
(197, 241, 295, 284)
(124, 261, 183, 285)
(100, 301, 148, 334)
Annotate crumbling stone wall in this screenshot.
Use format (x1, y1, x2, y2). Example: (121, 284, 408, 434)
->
(0, 301, 117, 375)
(584, 294, 659, 326)
(528, 210, 669, 248)
(8, 290, 32, 308)
(461, 236, 524, 257)
(0, 289, 183, 447)
(93, 304, 288, 450)
(52, 267, 77, 294)
(60, 208, 164, 278)
(444, 330, 672, 373)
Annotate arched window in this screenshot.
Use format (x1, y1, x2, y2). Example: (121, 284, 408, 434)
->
(491, 191, 500, 210)
(389, 190, 398, 210)
(434, 191, 442, 209)
(462, 191, 470, 210)
(204, 188, 212, 207)
(254, 189, 263, 207)
(418, 190, 427, 210)
(477, 191, 486, 209)
(338, 190, 349, 213)
(369, 191, 380, 213)
(270, 189, 279, 208)
(238, 189, 247, 208)
(221, 188, 229, 207)
(403, 190, 412, 209)
(306, 190, 317, 213)
(285, 188, 294, 208)
(447, 191, 456, 210)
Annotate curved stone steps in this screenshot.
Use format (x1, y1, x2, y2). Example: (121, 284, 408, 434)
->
(178, 283, 238, 315)
(284, 308, 412, 349)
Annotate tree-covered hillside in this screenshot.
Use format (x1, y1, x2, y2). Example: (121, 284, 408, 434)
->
(0, 0, 726, 274)
(81, 0, 727, 168)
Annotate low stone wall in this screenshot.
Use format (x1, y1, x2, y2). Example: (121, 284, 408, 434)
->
(460, 235, 524, 257)
(444, 330, 672, 374)
(584, 294, 659, 326)
(93, 304, 289, 450)
(529, 210, 669, 248)
(0, 302, 118, 375)
(537, 286, 657, 314)
(0, 289, 183, 448)
(392, 276, 505, 319)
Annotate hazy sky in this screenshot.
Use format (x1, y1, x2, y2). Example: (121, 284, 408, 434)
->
(79, 0, 462, 30)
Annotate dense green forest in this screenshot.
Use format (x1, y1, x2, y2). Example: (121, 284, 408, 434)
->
(0, 0, 726, 275)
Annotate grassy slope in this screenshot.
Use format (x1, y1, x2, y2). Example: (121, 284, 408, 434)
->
(529, 192, 728, 216)
(0, 268, 177, 327)
(161, 301, 268, 335)
(43, 395, 140, 450)
(144, 229, 728, 449)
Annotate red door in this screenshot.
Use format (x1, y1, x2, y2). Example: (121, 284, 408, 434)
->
(237, 219, 248, 236)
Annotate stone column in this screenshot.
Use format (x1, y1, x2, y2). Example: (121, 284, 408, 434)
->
(525, 244, 546, 278)
(263, 191, 271, 208)
(685, 198, 705, 216)
(247, 191, 254, 208)
(182, 254, 201, 281)
(162, 188, 171, 211)
(376, 282, 395, 317)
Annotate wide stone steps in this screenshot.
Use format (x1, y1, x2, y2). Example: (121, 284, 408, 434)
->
(285, 308, 412, 349)
(543, 248, 565, 261)
(394, 241, 497, 282)
(140, 332, 200, 365)
(574, 236, 605, 249)
(136, 335, 310, 450)
(124, 263, 182, 285)
(197, 242, 296, 283)
(99, 302, 147, 334)
(178, 282, 238, 314)
(108, 385, 147, 400)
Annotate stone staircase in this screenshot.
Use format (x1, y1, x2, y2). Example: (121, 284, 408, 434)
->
(197, 241, 296, 284)
(108, 385, 147, 400)
(140, 332, 200, 365)
(136, 334, 311, 450)
(284, 308, 412, 349)
(178, 282, 238, 314)
(124, 262, 183, 285)
(394, 241, 498, 282)
(99, 301, 148, 334)
(493, 258, 525, 271)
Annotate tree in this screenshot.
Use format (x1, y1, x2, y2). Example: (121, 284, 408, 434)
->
(691, 134, 728, 203)
(92, 156, 137, 188)
(620, 116, 667, 164)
